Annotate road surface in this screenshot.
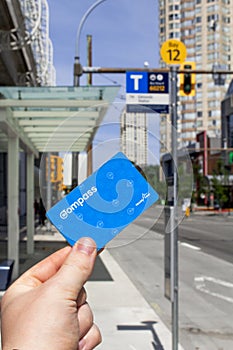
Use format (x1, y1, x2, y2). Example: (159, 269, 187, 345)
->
(109, 206, 233, 349)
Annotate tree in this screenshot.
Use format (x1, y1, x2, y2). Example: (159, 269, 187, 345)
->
(143, 165, 167, 204)
(211, 176, 228, 209)
(211, 159, 230, 208)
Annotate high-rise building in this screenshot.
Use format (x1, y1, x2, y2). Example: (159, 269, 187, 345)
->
(18, 0, 56, 86)
(121, 110, 148, 167)
(159, 0, 233, 151)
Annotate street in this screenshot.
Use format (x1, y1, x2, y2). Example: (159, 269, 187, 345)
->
(109, 205, 233, 350)
(152, 208, 233, 264)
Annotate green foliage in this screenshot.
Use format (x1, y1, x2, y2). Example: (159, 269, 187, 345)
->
(143, 163, 193, 206)
(143, 165, 167, 203)
(210, 176, 228, 208)
(192, 159, 230, 207)
(177, 162, 193, 205)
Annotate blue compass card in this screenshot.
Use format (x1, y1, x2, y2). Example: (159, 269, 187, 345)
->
(46, 152, 159, 250)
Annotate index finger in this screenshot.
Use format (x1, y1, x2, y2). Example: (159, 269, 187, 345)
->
(15, 246, 72, 289)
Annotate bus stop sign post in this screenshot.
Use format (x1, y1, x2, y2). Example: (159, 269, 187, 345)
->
(170, 66, 179, 350)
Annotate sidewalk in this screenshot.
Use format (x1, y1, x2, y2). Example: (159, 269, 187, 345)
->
(192, 206, 233, 215)
(87, 248, 179, 350)
(0, 226, 184, 350)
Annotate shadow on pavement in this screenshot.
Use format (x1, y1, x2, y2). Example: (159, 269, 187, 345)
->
(0, 240, 113, 282)
(117, 320, 165, 350)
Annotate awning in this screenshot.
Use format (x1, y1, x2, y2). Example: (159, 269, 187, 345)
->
(0, 85, 120, 156)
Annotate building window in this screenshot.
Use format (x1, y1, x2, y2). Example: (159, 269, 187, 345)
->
(169, 5, 179, 11)
(207, 14, 219, 22)
(222, 16, 230, 24)
(169, 32, 180, 39)
(169, 13, 180, 21)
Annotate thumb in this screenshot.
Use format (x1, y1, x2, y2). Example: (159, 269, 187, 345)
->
(54, 237, 97, 299)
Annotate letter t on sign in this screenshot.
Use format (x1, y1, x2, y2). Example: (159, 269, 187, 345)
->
(130, 74, 143, 90)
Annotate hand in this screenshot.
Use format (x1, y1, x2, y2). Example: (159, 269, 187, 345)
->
(1, 237, 101, 350)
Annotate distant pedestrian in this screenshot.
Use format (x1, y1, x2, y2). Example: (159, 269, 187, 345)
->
(34, 199, 39, 218)
(39, 198, 46, 226)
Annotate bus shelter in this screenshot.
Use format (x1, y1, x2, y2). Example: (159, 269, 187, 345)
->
(0, 85, 119, 278)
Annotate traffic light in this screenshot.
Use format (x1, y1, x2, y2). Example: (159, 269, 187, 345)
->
(57, 157, 64, 183)
(179, 62, 196, 96)
(50, 155, 56, 182)
(229, 151, 233, 165)
(45, 155, 64, 185)
(45, 155, 56, 182)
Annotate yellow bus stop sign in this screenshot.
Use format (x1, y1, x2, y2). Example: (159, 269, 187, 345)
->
(160, 39, 187, 65)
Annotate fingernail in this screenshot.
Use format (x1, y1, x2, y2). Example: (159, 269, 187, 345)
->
(75, 237, 96, 256)
(79, 337, 86, 350)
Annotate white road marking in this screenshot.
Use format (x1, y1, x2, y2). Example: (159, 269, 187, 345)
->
(180, 242, 201, 251)
(194, 276, 233, 304)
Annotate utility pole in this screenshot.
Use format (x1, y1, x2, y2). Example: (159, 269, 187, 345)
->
(73, 0, 107, 86)
(46, 153, 52, 231)
(87, 35, 93, 85)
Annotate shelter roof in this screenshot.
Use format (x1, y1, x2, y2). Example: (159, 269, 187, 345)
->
(0, 86, 120, 157)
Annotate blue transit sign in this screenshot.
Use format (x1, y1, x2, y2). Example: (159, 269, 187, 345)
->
(148, 72, 169, 93)
(126, 71, 169, 113)
(126, 72, 148, 93)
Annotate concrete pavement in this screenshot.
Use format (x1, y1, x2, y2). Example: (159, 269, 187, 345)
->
(0, 225, 185, 350)
(87, 248, 178, 350)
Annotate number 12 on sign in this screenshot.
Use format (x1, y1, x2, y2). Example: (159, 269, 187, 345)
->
(166, 49, 180, 62)
(160, 39, 187, 65)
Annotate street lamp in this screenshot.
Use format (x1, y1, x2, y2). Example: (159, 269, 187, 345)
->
(73, 0, 107, 86)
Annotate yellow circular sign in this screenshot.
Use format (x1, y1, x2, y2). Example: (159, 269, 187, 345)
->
(160, 39, 187, 65)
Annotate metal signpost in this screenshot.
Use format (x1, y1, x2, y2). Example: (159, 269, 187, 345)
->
(160, 39, 187, 350)
(170, 66, 179, 350)
(125, 53, 179, 348)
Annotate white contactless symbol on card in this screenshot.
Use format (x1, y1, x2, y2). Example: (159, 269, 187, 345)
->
(97, 220, 104, 228)
(106, 171, 114, 180)
(111, 229, 119, 236)
(77, 213, 83, 221)
(127, 208, 134, 215)
(112, 199, 120, 207)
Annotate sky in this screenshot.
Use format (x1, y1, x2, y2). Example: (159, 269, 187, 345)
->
(47, 0, 161, 168)
(48, 0, 160, 86)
